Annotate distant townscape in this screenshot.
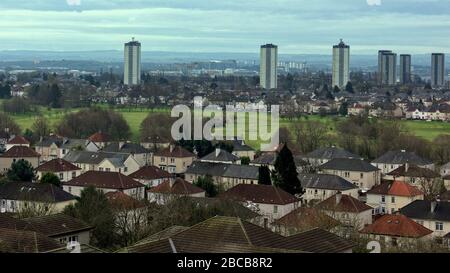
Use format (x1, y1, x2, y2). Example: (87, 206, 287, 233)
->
(0, 39, 450, 254)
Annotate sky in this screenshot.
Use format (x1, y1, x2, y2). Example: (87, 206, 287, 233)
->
(0, 0, 449, 54)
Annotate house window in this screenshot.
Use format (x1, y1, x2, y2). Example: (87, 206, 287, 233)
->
(59, 173, 64, 180)
(391, 196, 395, 203)
(68, 187, 72, 193)
(170, 158, 175, 163)
(106, 168, 111, 172)
(99, 167, 104, 171)
(436, 222, 444, 231)
(274, 205, 278, 213)
(381, 196, 386, 203)
(360, 173, 364, 179)
(124, 167, 128, 172)
(391, 208, 395, 214)
(161, 157, 166, 162)
(392, 237, 398, 247)
(71, 172, 76, 179)
(62, 149, 66, 155)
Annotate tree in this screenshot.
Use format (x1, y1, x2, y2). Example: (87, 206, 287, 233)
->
(140, 113, 175, 147)
(0, 112, 21, 135)
(7, 160, 36, 182)
(333, 86, 341, 93)
(63, 186, 116, 249)
(40, 172, 62, 187)
(345, 82, 354, 93)
(240, 157, 250, 165)
(339, 101, 349, 116)
(194, 175, 219, 197)
(272, 144, 302, 195)
(31, 116, 51, 139)
(258, 166, 272, 185)
(49, 83, 62, 108)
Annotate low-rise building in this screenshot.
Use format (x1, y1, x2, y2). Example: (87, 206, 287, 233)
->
(63, 171, 145, 199)
(129, 165, 174, 188)
(366, 181, 424, 215)
(360, 214, 433, 250)
(153, 145, 196, 174)
(0, 146, 40, 174)
(400, 200, 450, 239)
(371, 150, 435, 174)
(36, 158, 82, 182)
(199, 148, 241, 164)
(298, 173, 359, 205)
(301, 147, 362, 167)
(5, 135, 30, 151)
(147, 178, 205, 205)
(0, 182, 76, 214)
(219, 184, 300, 225)
(320, 158, 381, 191)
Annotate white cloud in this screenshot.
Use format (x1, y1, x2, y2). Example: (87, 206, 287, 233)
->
(367, 0, 381, 6)
(66, 0, 81, 6)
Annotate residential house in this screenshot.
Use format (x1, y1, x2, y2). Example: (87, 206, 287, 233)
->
(96, 155, 140, 176)
(359, 214, 433, 249)
(371, 150, 435, 174)
(101, 141, 152, 166)
(63, 171, 145, 199)
(315, 192, 373, 230)
(230, 139, 256, 160)
(121, 216, 354, 253)
(301, 147, 362, 167)
(153, 145, 196, 174)
(199, 148, 241, 164)
(88, 131, 110, 149)
(36, 159, 82, 182)
(147, 178, 205, 205)
(35, 136, 98, 163)
(0, 182, 76, 214)
(386, 164, 441, 193)
(0, 227, 62, 253)
(272, 207, 340, 236)
(400, 200, 450, 239)
(5, 135, 30, 151)
(0, 146, 41, 174)
(21, 213, 93, 245)
(320, 158, 381, 191)
(185, 161, 259, 190)
(366, 181, 424, 215)
(129, 166, 174, 188)
(219, 184, 300, 226)
(0, 130, 11, 152)
(347, 103, 366, 116)
(298, 173, 359, 205)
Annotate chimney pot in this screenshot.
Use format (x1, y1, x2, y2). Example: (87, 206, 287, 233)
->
(336, 191, 342, 205)
(431, 200, 438, 213)
(215, 148, 221, 157)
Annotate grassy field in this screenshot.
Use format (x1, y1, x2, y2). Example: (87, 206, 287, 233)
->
(3, 106, 450, 143)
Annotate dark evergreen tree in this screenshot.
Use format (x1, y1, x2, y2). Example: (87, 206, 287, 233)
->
(333, 85, 341, 93)
(272, 144, 302, 195)
(194, 175, 219, 197)
(258, 166, 272, 185)
(7, 159, 36, 182)
(345, 82, 354, 93)
(40, 172, 62, 187)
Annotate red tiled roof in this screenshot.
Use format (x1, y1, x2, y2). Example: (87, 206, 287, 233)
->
(129, 166, 174, 180)
(36, 159, 81, 173)
(88, 132, 109, 143)
(360, 214, 433, 238)
(219, 184, 299, 205)
(154, 146, 195, 158)
(388, 164, 440, 178)
(148, 178, 204, 195)
(316, 194, 372, 213)
(1, 146, 40, 158)
(105, 191, 146, 210)
(367, 181, 423, 197)
(7, 135, 30, 145)
(274, 207, 340, 231)
(65, 171, 144, 190)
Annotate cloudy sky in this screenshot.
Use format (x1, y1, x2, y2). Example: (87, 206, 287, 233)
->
(0, 0, 449, 54)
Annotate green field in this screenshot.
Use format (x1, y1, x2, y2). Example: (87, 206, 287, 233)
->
(3, 106, 450, 144)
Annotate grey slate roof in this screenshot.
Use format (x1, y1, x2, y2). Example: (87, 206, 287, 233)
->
(186, 161, 259, 180)
(63, 151, 127, 165)
(232, 140, 254, 152)
(0, 182, 76, 203)
(303, 147, 361, 160)
(251, 152, 277, 165)
(320, 158, 379, 172)
(298, 174, 358, 191)
(101, 142, 149, 154)
(200, 149, 240, 163)
(400, 200, 450, 222)
(372, 150, 433, 165)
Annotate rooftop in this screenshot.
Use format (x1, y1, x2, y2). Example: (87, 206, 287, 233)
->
(360, 214, 433, 238)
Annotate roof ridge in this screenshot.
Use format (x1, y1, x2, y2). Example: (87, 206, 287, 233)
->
(237, 218, 253, 246)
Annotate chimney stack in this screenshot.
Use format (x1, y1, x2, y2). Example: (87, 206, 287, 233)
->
(169, 178, 175, 188)
(405, 163, 409, 173)
(336, 191, 342, 205)
(431, 200, 438, 213)
(215, 148, 221, 157)
(169, 144, 174, 153)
